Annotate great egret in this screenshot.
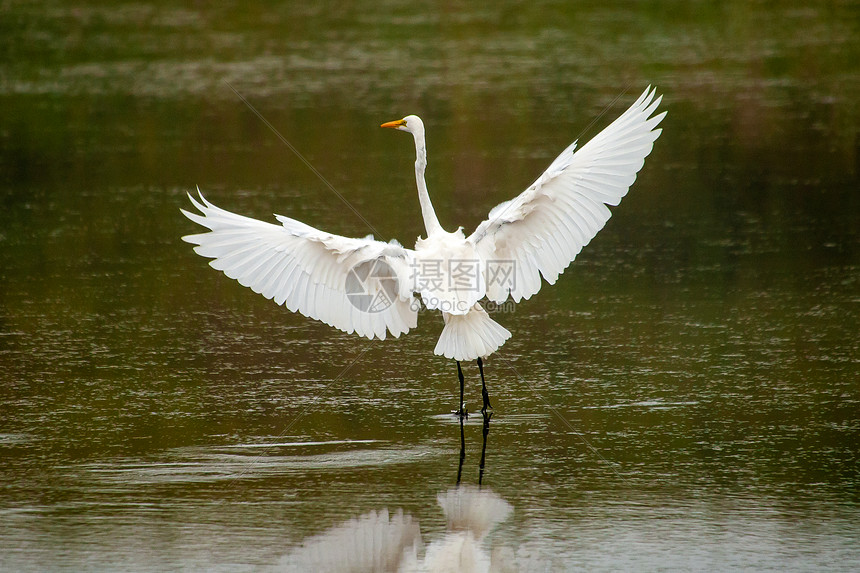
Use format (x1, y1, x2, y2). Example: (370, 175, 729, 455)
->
(279, 486, 512, 572)
(182, 87, 665, 415)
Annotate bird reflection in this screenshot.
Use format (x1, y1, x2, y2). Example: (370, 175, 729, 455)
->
(278, 413, 512, 572)
(457, 410, 493, 487)
(277, 486, 513, 573)
(478, 411, 492, 486)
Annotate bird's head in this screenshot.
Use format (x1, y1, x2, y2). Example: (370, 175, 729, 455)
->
(380, 115, 424, 135)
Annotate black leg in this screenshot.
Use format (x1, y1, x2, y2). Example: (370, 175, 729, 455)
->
(478, 357, 492, 413)
(454, 361, 467, 418)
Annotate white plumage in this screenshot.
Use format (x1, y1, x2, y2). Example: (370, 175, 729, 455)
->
(277, 486, 513, 573)
(469, 87, 665, 303)
(182, 193, 418, 341)
(182, 87, 665, 364)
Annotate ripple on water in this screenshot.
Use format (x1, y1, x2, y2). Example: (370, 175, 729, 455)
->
(0, 433, 33, 445)
(76, 442, 445, 485)
(583, 400, 700, 410)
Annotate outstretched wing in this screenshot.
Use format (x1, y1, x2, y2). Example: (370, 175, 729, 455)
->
(468, 86, 666, 303)
(181, 191, 418, 340)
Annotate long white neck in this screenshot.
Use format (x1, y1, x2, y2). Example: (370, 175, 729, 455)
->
(412, 128, 444, 237)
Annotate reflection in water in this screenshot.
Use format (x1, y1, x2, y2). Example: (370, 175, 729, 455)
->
(478, 412, 492, 486)
(278, 486, 513, 573)
(277, 508, 422, 572)
(457, 411, 494, 486)
(280, 415, 515, 572)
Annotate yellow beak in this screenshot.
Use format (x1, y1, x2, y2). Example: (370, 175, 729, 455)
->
(380, 119, 406, 129)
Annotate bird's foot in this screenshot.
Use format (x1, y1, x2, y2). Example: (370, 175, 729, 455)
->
(480, 393, 493, 414)
(451, 406, 469, 419)
(481, 387, 492, 412)
(480, 403, 493, 416)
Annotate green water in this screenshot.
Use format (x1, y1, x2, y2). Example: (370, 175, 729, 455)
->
(1, 1, 858, 570)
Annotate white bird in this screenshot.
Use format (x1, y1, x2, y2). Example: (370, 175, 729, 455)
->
(182, 87, 665, 414)
(277, 486, 514, 573)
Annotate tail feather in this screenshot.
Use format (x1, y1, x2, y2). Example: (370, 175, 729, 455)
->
(434, 304, 511, 361)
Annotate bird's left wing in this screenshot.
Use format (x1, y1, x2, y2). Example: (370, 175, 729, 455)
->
(181, 191, 418, 340)
(467, 86, 665, 303)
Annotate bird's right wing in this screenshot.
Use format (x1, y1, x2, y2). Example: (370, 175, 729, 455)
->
(181, 191, 418, 340)
(468, 86, 665, 303)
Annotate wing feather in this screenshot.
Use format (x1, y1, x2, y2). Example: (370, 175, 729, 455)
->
(182, 191, 418, 340)
(469, 86, 666, 303)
